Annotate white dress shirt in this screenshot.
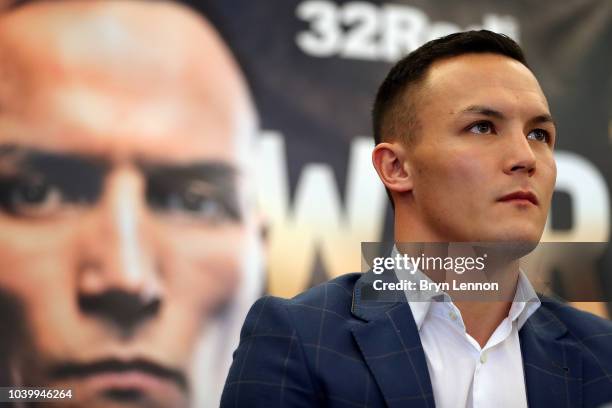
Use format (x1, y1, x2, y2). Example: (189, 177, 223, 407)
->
(394, 255, 541, 408)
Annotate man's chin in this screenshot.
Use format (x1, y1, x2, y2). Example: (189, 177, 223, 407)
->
(44, 377, 189, 408)
(477, 221, 543, 242)
(462, 224, 541, 256)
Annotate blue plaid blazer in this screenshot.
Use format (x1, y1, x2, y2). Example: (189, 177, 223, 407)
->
(221, 273, 612, 407)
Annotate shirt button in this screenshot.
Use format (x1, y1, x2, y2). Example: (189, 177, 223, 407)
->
(480, 353, 487, 364)
(449, 312, 458, 321)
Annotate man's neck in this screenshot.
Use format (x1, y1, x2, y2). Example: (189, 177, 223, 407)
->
(431, 261, 520, 348)
(453, 300, 512, 348)
(394, 226, 523, 347)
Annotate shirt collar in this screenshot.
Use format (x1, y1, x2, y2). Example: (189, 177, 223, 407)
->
(510, 271, 541, 329)
(390, 246, 541, 330)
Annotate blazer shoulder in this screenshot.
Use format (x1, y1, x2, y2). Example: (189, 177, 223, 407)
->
(290, 273, 360, 305)
(221, 274, 363, 407)
(540, 297, 612, 341)
(235, 273, 361, 339)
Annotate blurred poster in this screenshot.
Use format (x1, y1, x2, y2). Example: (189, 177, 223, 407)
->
(0, 1, 263, 407)
(0, 0, 610, 407)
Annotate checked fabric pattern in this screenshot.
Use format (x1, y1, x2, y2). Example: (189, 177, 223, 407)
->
(221, 273, 612, 408)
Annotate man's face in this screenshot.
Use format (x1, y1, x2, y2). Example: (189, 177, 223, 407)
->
(403, 53, 557, 243)
(0, 2, 259, 407)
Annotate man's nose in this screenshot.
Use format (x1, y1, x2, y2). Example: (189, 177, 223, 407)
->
(77, 166, 163, 333)
(503, 129, 537, 176)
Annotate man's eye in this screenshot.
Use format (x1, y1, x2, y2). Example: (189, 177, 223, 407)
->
(162, 189, 231, 222)
(468, 122, 494, 134)
(0, 178, 63, 217)
(146, 178, 241, 223)
(527, 128, 550, 143)
(176, 191, 223, 216)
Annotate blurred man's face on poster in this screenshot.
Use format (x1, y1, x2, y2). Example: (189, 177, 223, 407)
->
(0, 1, 261, 407)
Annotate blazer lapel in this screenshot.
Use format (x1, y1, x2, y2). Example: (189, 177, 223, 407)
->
(350, 272, 435, 408)
(520, 304, 583, 408)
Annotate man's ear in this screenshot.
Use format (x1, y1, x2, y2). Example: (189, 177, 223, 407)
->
(372, 142, 413, 193)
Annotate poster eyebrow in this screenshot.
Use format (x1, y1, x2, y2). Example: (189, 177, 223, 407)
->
(137, 160, 237, 181)
(0, 144, 109, 170)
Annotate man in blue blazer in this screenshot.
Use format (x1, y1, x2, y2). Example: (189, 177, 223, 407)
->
(222, 30, 612, 407)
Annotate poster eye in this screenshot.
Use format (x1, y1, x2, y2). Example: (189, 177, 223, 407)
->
(8, 178, 63, 217)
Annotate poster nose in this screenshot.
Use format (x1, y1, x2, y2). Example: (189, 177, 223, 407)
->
(78, 167, 162, 301)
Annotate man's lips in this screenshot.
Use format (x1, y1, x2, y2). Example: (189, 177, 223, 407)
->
(498, 191, 539, 206)
(49, 358, 188, 393)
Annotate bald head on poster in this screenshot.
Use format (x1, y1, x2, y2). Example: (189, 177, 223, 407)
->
(0, 1, 263, 406)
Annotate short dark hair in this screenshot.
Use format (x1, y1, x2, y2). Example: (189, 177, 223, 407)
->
(371, 30, 529, 210)
(372, 30, 529, 146)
